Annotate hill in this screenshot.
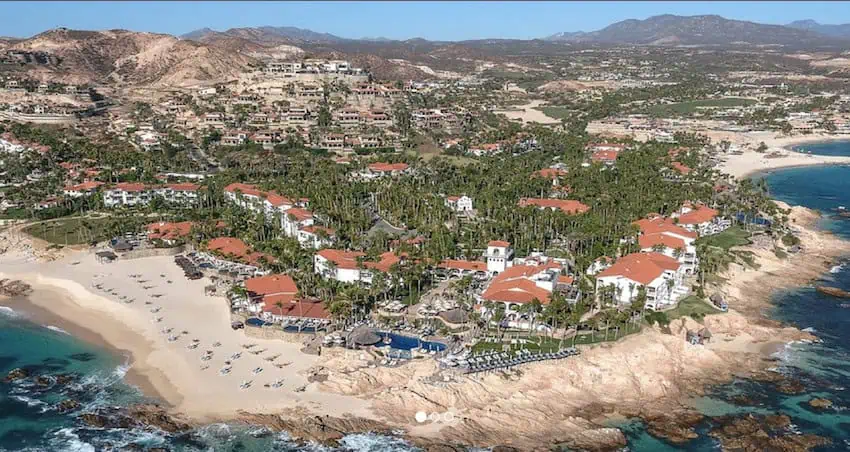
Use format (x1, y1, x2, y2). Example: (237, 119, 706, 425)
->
(787, 20, 850, 39)
(11, 28, 256, 87)
(545, 14, 845, 47)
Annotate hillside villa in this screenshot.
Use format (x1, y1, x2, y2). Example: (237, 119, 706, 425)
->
(314, 249, 404, 284)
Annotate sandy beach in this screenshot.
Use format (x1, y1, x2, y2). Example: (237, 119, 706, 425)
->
(717, 133, 850, 179)
(0, 246, 373, 422)
(1, 198, 848, 449)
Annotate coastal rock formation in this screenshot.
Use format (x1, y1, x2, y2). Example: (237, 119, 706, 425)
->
(234, 411, 394, 447)
(80, 405, 192, 433)
(643, 411, 705, 444)
(808, 398, 834, 410)
(0, 279, 32, 297)
(709, 414, 831, 451)
(751, 370, 807, 394)
(57, 399, 81, 413)
(3, 368, 29, 382)
(815, 286, 850, 298)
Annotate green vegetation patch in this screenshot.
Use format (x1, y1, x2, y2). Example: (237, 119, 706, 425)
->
(648, 97, 757, 116)
(666, 295, 722, 321)
(697, 226, 752, 250)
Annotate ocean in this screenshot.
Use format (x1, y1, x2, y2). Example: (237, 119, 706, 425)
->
(4, 144, 850, 451)
(620, 142, 850, 451)
(0, 302, 419, 451)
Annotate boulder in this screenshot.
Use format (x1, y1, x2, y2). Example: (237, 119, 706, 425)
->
(816, 286, 850, 298)
(57, 399, 81, 413)
(808, 398, 833, 410)
(3, 368, 28, 382)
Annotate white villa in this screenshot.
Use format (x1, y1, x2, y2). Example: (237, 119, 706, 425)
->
(634, 215, 699, 274)
(314, 249, 402, 284)
(484, 240, 514, 274)
(595, 252, 688, 311)
(672, 202, 730, 237)
(445, 195, 474, 213)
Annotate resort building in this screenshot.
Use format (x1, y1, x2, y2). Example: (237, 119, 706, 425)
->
(366, 162, 410, 177)
(445, 195, 474, 213)
(314, 249, 403, 284)
(436, 259, 489, 276)
(532, 167, 569, 187)
(296, 225, 335, 250)
(672, 202, 730, 236)
(634, 215, 699, 274)
(479, 256, 576, 330)
(586, 256, 614, 275)
(518, 198, 590, 215)
(485, 240, 514, 274)
(595, 252, 688, 310)
(240, 274, 330, 326)
(199, 237, 275, 277)
(63, 181, 104, 198)
(103, 183, 201, 208)
(146, 221, 193, 246)
(223, 183, 301, 218)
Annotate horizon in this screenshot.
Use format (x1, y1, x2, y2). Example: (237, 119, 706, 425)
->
(1, 1, 848, 41)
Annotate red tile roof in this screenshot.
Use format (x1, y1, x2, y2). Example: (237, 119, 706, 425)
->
(65, 181, 103, 191)
(112, 182, 147, 192)
(262, 298, 329, 319)
(224, 183, 293, 207)
(245, 274, 298, 297)
(166, 183, 200, 192)
(633, 217, 697, 239)
(482, 265, 555, 304)
(368, 162, 409, 172)
(300, 225, 335, 236)
(596, 252, 681, 285)
(146, 221, 193, 241)
(677, 205, 718, 225)
(488, 240, 511, 248)
(591, 149, 620, 163)
(286, 208, 313, 222)
(207, 237, 275, 266)
(638, 233, 686, 251)
(532, 168, 568, 179)
(672, 162, 692, 175)
(317, 249, 402, 272)
(518, 198, 590, 215)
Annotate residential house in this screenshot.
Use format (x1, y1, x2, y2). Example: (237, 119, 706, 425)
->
(445, 195, 473, 213)
(672, 202, 729, 236)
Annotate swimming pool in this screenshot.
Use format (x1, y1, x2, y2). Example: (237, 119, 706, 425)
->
(375, 332, 446, 351)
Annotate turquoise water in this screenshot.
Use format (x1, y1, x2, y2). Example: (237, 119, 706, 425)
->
(792, 140, 850, 157)
(618, 142, 850, 450)
(0, 306, 419, 451)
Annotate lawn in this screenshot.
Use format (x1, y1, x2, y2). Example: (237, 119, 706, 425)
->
(666, 295, 723, 321)
(24, 217, 118, 245)
(537, 106, 574, 120)
(696, 226, 751, 250)
(648, 98, 757, 116)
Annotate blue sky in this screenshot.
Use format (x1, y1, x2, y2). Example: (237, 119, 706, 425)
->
(2, 1, 847, 40)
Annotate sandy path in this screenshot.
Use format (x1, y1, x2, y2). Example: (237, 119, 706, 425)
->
(494, 100, 561, 125)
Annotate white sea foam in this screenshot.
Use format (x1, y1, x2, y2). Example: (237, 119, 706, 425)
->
(830, 263, 845, 274)
(46, 325, 70, 335)
(10, 394, 47, 409)
(801, 327, 817, 333)
(0, 306, 19, 317)
(52, 428, 95, 452)
(338, 432, 415, 451)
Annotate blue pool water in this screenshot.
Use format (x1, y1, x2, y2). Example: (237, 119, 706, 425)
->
(375, 333, 446, 351)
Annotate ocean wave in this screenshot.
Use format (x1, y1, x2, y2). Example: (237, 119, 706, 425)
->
(10, 394, 48, 410)
(801, 327, 817, 333)
(0, 306, 19, 317)
(51, 428, 95, 452)
(46, 325, 70, 335)
(338, 433, 416, 451)
(830, 263, 846, 274)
